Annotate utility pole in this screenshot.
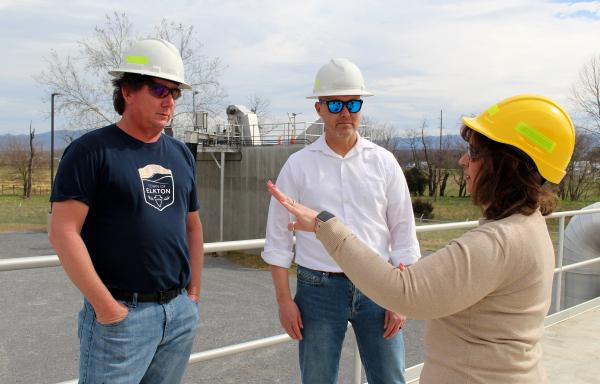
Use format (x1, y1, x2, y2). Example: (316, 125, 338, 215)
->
(192, 90, 199, 130)
(435, 109, 443, 201)
(287, 112, 302, 144)
(439, 110, 443, 153)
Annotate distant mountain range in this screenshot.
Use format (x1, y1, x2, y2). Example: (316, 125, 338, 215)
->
(1, 129, 461, 151)
(391, 134, 464, 150)
(2, 129, 597, 152)
(0, 130, 85, 151)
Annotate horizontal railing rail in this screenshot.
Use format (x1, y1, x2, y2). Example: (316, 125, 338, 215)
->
(3, 207, 600, 384)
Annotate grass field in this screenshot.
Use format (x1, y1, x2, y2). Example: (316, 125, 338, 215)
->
(0, 161, 52, 195)
(0, 195, 49, 232)
(1, 163, 598, 268)
(0, 162, 53, 231)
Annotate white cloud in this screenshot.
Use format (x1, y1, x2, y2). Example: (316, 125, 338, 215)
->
(1, 0, 600, 136)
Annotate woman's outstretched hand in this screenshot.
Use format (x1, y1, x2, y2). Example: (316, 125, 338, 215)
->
(267, 180, 319, 232)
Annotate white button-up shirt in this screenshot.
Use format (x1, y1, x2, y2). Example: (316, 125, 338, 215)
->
(262, 134, 421, 271)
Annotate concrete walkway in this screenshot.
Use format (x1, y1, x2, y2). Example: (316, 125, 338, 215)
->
(403, 305, 600, 384)
(543, 306, 600, 383)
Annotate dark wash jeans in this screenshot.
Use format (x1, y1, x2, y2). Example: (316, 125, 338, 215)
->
(295, 266, 406, 384)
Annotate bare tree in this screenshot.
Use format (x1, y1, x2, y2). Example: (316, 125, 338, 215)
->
(247, 94, 271, 122)
(559, 130, 598, 200)
(361, 115, 397, 153)
(572, 54, 600, 132)
(452, 168, 467, 198)
(403, 127, 422, 169)
(410, 118, 463, 198)
(447, 139, 468, 198)
(36, 12, 227, 133)
(0, 123, 41, 198)
(25, 123, 35, 198)
(154, 19, 227, 119)
(420, 120, 438, 197)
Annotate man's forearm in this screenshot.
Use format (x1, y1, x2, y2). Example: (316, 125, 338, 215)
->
(270, 265, 293, 303)
(186, 212, 204, 299)
(49, 200, 124, 321)
(49, 230, 118, 314)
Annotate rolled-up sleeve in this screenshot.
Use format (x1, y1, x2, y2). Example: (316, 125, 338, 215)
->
(261, 161, 297, 268)
(386, 159, 421, 266)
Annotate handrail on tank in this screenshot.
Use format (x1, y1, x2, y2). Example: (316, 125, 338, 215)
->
(181, 121, 377, 148)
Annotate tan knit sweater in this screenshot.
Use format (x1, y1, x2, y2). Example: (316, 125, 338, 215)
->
(316, 210, 554, 383)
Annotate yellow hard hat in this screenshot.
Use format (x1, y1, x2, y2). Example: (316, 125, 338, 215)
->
(462, 94, 575, 184)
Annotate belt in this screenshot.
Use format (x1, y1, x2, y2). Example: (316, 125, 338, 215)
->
(109, 287, 182, 304)
(322, 271, 347, 278)
(299, 266, 348, 279)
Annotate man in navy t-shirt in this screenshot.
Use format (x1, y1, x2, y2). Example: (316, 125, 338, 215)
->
(49, 39, 204, 384)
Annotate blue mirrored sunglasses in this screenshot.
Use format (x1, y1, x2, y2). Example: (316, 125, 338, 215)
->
(320, 99, 363, 114)
(147, 82, 182, 100)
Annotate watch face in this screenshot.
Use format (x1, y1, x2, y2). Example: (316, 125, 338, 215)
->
(317, 211, 335, 222)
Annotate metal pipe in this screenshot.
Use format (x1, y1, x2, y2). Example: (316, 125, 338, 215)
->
(5, 208, 600, 272)
(416, 220, 479, 232)
(0, 255, 61, 271)
(555, 216, 565, 312)
(220, 151, 225, 242)
(6, 246, 599, 274)
(0, 239, 264, 272)
(189, 334, 290, 363)
(555, 258, 600, 273)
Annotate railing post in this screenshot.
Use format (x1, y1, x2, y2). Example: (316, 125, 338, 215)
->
(554, 216, 565, 312)
(220, 151, 225, 243)
(353, 341, 362, 384)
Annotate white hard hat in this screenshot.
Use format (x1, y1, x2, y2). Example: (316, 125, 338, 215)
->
(109, 39, 191, 89)
(307, 58, 373, 99)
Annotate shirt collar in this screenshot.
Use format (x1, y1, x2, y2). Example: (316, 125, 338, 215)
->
(309, 131, 376, 158)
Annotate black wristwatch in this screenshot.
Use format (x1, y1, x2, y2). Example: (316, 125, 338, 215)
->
(317, 211, 335, 222)
(315, 211, 335, 232)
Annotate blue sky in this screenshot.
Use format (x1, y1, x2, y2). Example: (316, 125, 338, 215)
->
(1, 0, 600, 136)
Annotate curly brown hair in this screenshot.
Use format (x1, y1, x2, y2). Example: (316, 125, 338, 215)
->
(461, 126, 557, 220)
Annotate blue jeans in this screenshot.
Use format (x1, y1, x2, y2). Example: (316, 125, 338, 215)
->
(295, 266, 406, 384)
(77, 291, 200, 384)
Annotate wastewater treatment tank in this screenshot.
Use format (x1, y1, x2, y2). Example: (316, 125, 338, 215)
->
(562, 202, 600, 308)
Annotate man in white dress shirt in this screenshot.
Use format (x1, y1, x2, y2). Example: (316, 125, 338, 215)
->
(262, 58, 420, 384)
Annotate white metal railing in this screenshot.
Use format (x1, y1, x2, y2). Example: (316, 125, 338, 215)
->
(2, 208, 600, 384)
(181, 121, 377, 149)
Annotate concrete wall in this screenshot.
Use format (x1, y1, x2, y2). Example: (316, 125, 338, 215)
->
(196, 145, 304, 243)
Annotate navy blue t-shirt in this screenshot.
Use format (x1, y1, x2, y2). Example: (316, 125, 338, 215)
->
(51, 124, 199, 293)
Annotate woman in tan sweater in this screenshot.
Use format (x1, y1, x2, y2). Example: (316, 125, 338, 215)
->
(267, 94, 575, 383)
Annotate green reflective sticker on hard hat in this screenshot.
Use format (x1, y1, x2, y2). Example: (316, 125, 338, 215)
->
(315, 79, 321, 89)
(487, 105, 500, 116)
(515, 121, 556, 153)
(125, 55, 149, 65)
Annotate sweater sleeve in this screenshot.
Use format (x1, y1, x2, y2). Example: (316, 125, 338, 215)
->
(317, 217, 507, 319)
